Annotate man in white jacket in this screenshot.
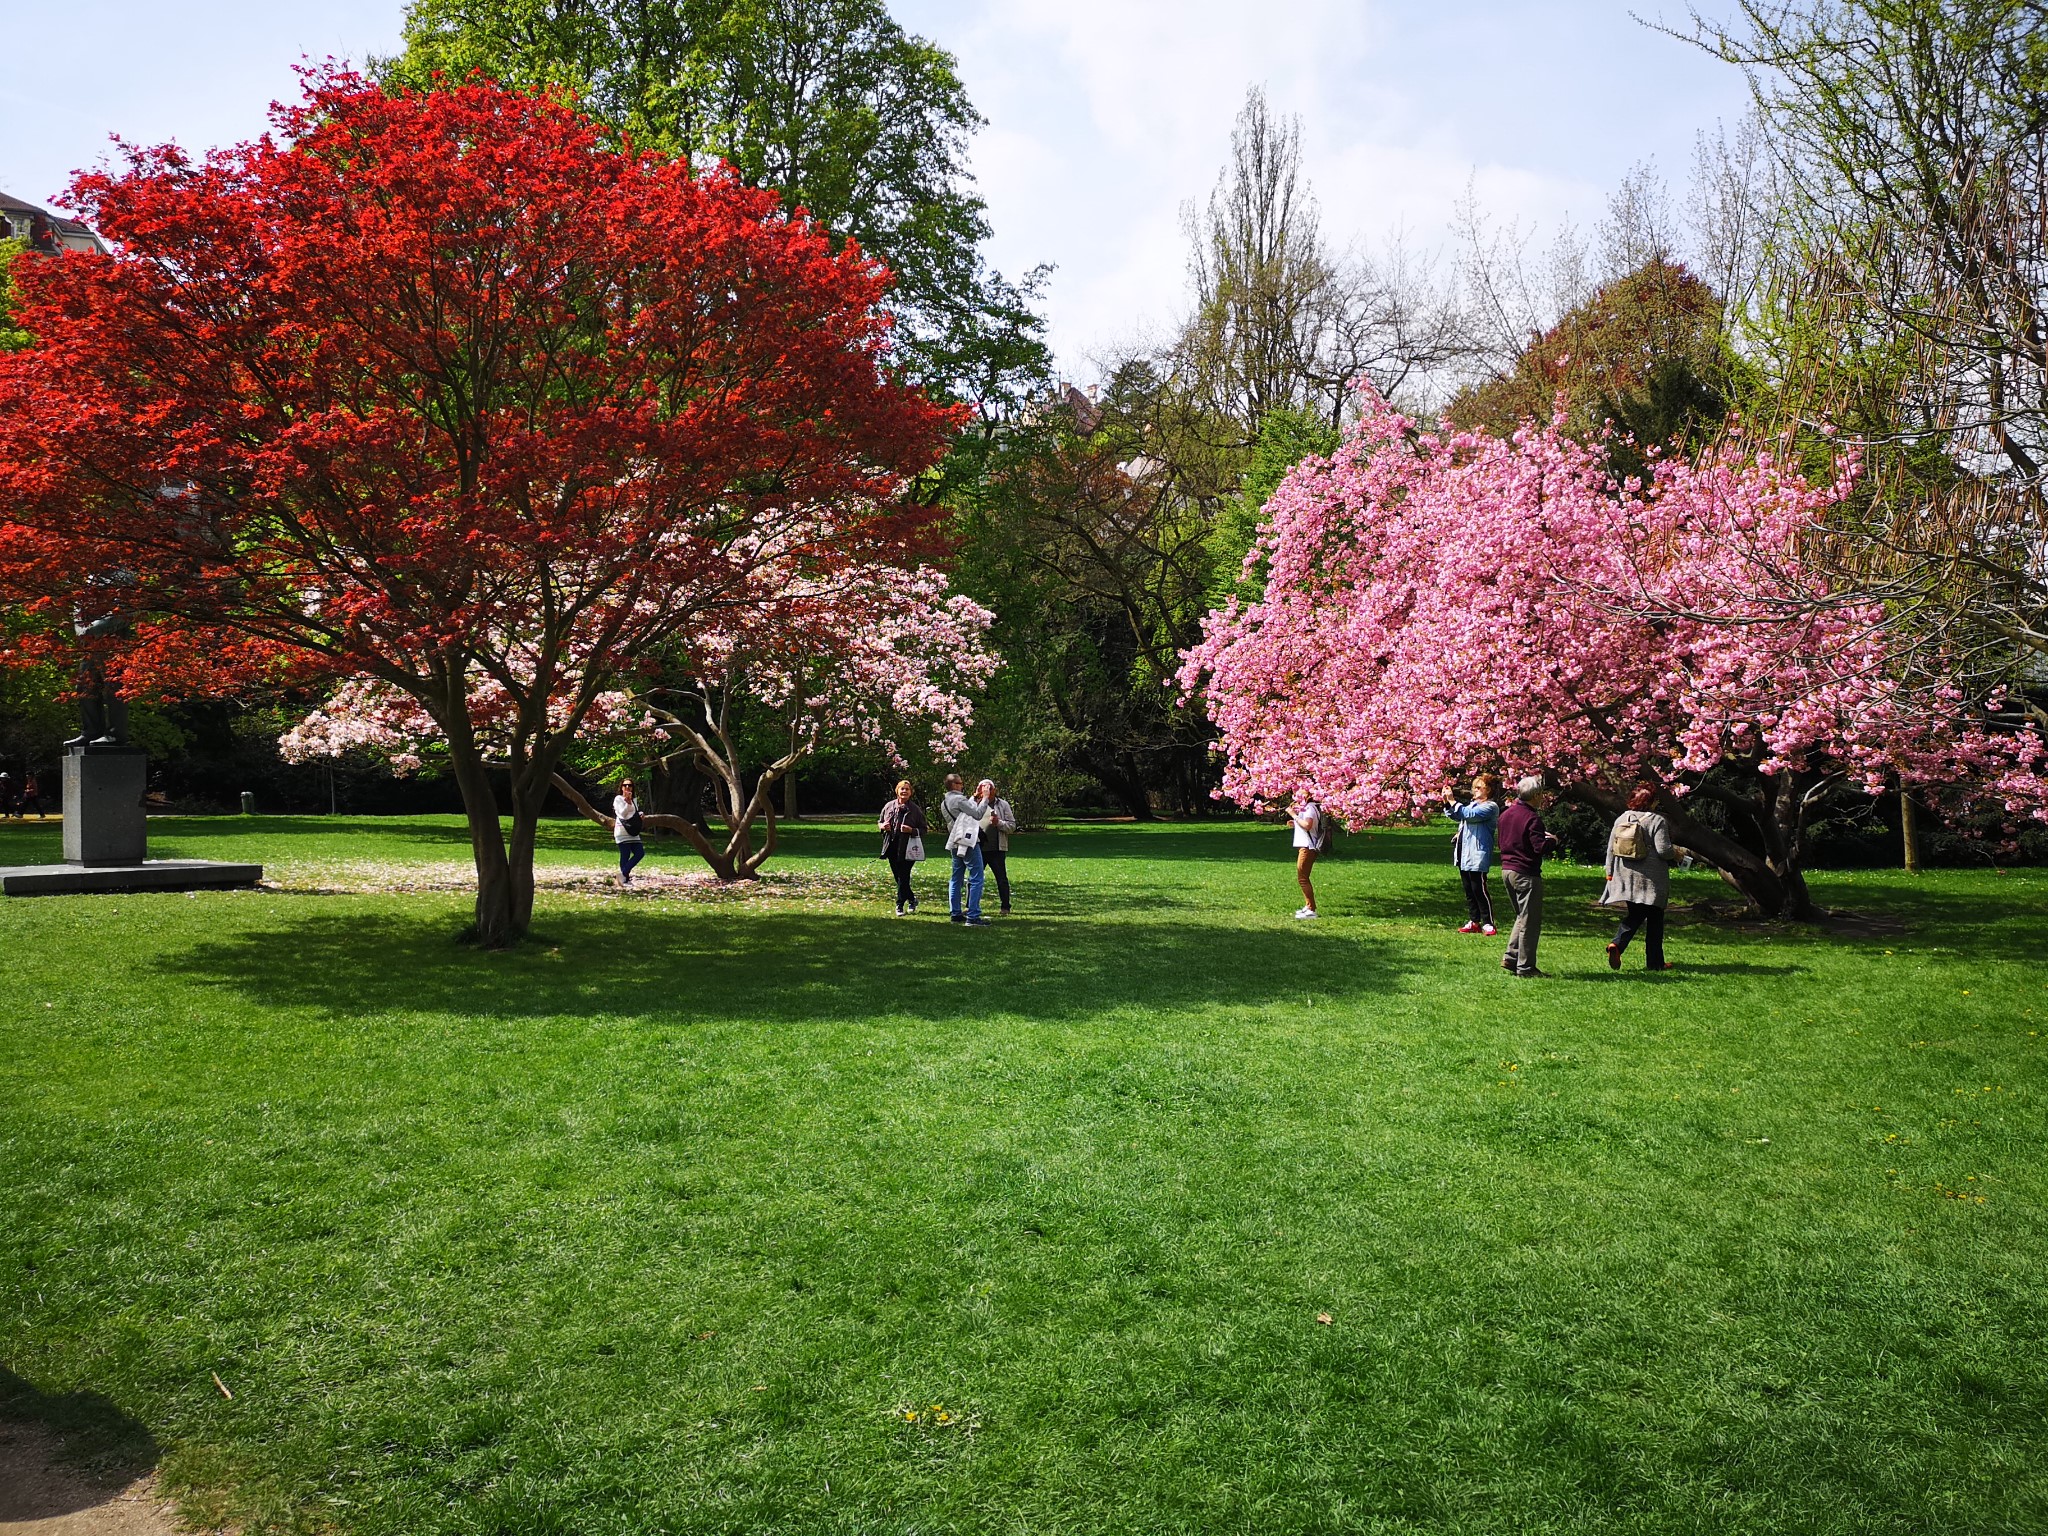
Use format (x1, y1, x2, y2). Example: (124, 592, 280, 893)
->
(939, 773, 994, 926)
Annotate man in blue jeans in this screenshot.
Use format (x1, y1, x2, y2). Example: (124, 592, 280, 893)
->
(939, 772, 992, 926)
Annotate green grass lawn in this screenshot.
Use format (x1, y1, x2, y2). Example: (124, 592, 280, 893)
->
(2, 814, 2044, 1534)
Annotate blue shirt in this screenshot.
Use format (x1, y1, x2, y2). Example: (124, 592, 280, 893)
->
(1445, 799, 1500, 873)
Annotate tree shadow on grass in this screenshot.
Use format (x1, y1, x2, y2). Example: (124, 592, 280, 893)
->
(156, 906, 1406, 1027)
(1545, 962, 1806, 982)
(0, 1366, 158, 1513)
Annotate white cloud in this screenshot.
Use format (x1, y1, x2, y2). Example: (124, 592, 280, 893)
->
(897, 0, 1751, 374)
(2, 0, 1751, 375)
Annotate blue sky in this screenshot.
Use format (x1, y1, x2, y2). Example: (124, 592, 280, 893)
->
(4, 1, 1751, 371)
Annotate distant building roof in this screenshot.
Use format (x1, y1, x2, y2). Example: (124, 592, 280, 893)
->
(1062, 382, 1102, 434)
(0, 192, 106, 255)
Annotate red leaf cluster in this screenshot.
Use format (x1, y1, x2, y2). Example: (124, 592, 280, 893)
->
(0, 67, 960, 703)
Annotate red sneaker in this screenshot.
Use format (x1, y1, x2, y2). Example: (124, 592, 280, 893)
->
(1606, 942, 1622, 971)
(1457, 921, 1481, 934)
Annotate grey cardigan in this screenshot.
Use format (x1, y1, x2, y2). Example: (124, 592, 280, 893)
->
(1600, 810, 1676, 907)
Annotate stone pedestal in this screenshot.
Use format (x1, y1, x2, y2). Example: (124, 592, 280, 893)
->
(62, 748, 147, 865)
(0, 860, 264, 895)
(0, 744, 263, 898)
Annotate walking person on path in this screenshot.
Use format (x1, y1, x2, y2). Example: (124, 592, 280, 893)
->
(1290, 796, 1327, 919)
(1602, 787, 1679, 971)
(19, 771, 43, 818)
(612, 776, 647, 887)
(977, 778, 1018, 915)
(878, 779, 927, 915)
(940, 772, 993, 927)
(1497, 776, 1559, 977)
(1445, 772, 1503, 935)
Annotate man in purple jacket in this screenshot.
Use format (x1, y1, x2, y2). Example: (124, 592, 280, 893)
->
(1496, 775, 1560, 977)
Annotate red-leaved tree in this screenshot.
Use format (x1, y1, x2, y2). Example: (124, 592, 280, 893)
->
(0, 70, 958, 943)
(1181, 393, 2048, 918)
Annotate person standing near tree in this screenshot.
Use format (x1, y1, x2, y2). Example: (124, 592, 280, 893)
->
(1602, 786, 1678, 972)
(1497, 776, 1559, 977)
(878, 779, 927, 915)
(612, 777, 647, 888)
(977, 778, 1018, 915)
(940, 772, 992, 927)
(1445, 772, 1503, 935)
(1290, 796, 1326, 919)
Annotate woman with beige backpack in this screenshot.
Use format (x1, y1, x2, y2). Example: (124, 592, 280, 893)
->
(1602, 787, 1678, 971)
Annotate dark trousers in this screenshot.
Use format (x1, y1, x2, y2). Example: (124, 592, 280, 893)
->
(1612, 902, 1666, 967)
(1460, 869, 1493, 925)
(618, 840, 645, 879)
(984, 847, 1011, 912)
(887, 853, 916, 908)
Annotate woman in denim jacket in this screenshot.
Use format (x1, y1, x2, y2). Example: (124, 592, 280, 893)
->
(1444, 772, 1503, 934)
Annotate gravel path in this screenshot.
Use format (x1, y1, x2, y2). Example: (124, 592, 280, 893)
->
(0, 1422, 181, 1535)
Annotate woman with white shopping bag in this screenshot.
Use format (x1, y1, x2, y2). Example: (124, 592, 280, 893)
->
(878, 779, 928, 916)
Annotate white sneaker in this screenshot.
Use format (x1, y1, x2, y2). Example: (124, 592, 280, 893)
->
(1294, 906, 1318, 920)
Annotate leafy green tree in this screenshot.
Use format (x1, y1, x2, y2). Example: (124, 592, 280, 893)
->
(1176, 87, 1468, 441)
(958, 366, 1236, 818)
(1680, 0, 2048, 696)
(1449, 257, 1740, 484)
(385, 0, 1047, 405)
(1205, 407, 1340, 611)
(0, 238, 30, 352)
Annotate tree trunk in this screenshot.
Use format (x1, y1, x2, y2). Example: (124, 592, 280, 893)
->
(503, 759, 558, 938)
(783, 767, 800, 820)
(650, 755, 713, 835)
(1083, 750, 1155, 820)
(446, 732, 520, 946)
(1901, 789, 1923, 874)
(741, 793, 780, 876)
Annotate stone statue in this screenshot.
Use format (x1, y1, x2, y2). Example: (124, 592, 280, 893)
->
(65, 610, 132, 750)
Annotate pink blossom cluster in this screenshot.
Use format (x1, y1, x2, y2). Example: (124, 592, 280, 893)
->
(280, 671, 645, 773)
(282, 560, 995, 772)
(655, 557, 997, 766)
(1180, 392, 2048, 827)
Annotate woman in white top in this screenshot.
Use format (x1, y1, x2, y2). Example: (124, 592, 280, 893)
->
(612, 777, 646, 887)
(1290, 798, 1324, 919)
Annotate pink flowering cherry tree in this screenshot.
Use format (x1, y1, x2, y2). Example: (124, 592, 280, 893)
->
(286, 561, 997, 880)
(1180, 392, 2048, 919)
